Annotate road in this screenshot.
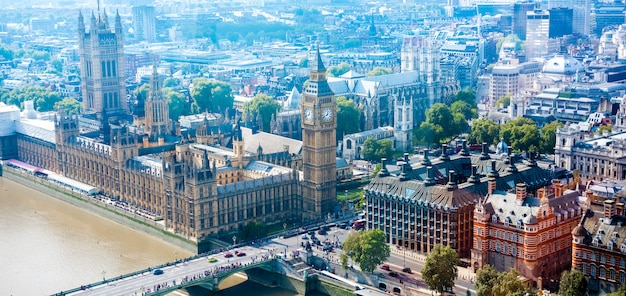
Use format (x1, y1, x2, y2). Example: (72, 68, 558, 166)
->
(67, 246, 273, 296)
(269, 224, 476, 295)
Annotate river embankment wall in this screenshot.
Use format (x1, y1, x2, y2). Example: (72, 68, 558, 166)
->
(2, 167, 198, 253)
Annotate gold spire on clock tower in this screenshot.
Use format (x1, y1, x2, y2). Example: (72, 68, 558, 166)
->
(301, 47, 337, 220)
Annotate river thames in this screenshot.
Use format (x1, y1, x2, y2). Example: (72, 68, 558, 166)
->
(0, 177, 300, 296)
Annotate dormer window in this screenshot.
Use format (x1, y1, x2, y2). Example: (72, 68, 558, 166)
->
(492, 215, 499, 223)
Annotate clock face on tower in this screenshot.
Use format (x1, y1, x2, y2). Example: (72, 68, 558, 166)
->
(304, 108, 313, 122)
(322, 107, 333, 122)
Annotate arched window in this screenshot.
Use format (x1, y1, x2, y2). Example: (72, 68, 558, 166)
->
(346, 139, 352, 149)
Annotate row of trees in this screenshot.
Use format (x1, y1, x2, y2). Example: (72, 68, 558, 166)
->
(326, 62, 392, 77)
(469, 118, 563, 154)
(0, 85, 63, 112)
(414, 89, 478, 145)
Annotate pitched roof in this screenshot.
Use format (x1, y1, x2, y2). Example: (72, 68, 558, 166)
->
(241, 127, 302, 156)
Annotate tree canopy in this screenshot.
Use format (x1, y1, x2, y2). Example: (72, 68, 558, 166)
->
(0, 85, 62, 112)
(54, 97, 81, 114)
(414, 103, 467, 145)
(190, 78, 234, 113)
(421, 244, 459, 294)
(0, 46, 14, 61)
(163, 88, 189, 121)
(327, 62, 351, 77)
(366, 67, 391, 77)
(558, 269, 588, 296)
(449, 88, 477, 109)
(469, 118, 501, 146)
(361, 137, 393, 161)
(336, 96, 360, 141)
(495, 94, 511, 109)
(240, 221, 268, 241)
(500, 118, 540, 153)
(540, 121, 563, 154)
(163, 77, 179, 88)
(475, 265, 530, 296)
(339, 228, 390, 273)
(451, 100, 478, 121)
(475, 264, 499, 296)
(242, 94, 281, 132)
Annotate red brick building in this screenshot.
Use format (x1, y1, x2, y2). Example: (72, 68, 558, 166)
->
(472, 179, 584, 289)
(572, 197, 626, 294)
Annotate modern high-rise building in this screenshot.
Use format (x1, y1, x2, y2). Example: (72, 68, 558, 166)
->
(513, 2, 536, 40)
(78, 10, 127, 126)
(526, 9, 551, 59)
(548, 0, 592, 36)
(132, 5, 157, 43)
(548, 7, 573, 38)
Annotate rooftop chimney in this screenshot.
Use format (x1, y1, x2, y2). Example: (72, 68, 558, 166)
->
(605, 199, 616, 219)
(480, 142, 490, 160)
(399, 160, 408, 181)
(424, 166, 434, 186)
(403, 152, 412, 172)
(488, 161, 497, 195)
(507, 153, 518, 173)
(552, 179, 564, 197)
(422, 149, 431, 165)
(447, 170, 458, 190)
(617, 203, 624, 216)
(488, 160, 499, 178)
(460, 140, 470, 156)
(516, 183, 527, 203)
(440, 144, 450, 161)
(468, 165, 480, 184)
(527, 151, 537, 167)
(537, 187, 547, 199)
(379, 157, 390, 177)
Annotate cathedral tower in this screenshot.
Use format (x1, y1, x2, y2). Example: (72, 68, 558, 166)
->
(144, 64, 171, 143)
(301, 48, 337, 220)
(78, 8, 127, 125)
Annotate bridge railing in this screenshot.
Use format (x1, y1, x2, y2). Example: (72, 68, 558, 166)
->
(143, 258, 276, 296)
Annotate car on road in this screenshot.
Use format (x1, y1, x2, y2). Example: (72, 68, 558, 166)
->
(388, 271, 398, 277)
(224, 252, 233, 258)
(208, 257, 218, 263)
(318, 229, 327, 235)
(236, 251, 246, 257)
(323, 244, 334, 251)
(301, 234, 308, 240)
(152, 269, 163, 275)
(402, 267, 412, 274)
(380, 264, 390, 271)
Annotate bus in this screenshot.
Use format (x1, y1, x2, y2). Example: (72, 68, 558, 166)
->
(353, 219, 366, 230)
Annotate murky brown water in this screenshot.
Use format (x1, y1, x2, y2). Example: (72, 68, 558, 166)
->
(0, 177, 303, 296)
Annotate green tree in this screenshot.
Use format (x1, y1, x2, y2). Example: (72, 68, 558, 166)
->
(6, 85, 61, 111)
(414, 121, 440, 146)
(495, 94, 511, 109)
(469, 118, 501, 146)
(163, 88, 189, 121)
(558, 269, 588, 296)
(327, 62, 351, 77)
(475, 265, 499, 296)
(366, 67, 391, 77)
(240, 221, 268, 241)
(50, 59, 63, 73)
(361, 138, 392, 161)
(500, 118, 540, 152)
(540, 121, 563, 154)
(336, 96, 360, 141)
(134, 83, 150, 100)
(31, 50, 50, 61)
(451, 100, 478, 120)
(418, 103, 464, 144)
(340, 228, 390, 273)
(190, 78, 234, 113)
(343, 38, 362, 49)
(163, 77, 178, 88)
(0, 46, 14, 61)
(491, 269, 529, 296)
(597, 124, 612, 135)
(54, 97, 81, 114)
(298, 57, 309, 68)
(422, 244, 459, 294)
(496, 34, 523, 54)
(449, 88, 477, 108)
(242, 94, 281, 132)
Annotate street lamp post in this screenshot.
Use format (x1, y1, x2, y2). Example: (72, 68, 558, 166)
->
(174, 251, 178, 265)
(232, 235, 237, 246)
(102, 270, 106, 281)
(283, 223, 287, 233)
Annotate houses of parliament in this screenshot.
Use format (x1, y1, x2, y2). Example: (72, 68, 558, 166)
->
(0, 10, 337, 251)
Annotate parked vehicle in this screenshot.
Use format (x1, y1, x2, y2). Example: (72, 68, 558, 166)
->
(380, 264, 390, 271)
(153, 269, 163, 275)
(402, 267, 412, 274)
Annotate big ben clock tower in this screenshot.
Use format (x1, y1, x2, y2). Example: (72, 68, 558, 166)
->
(301, 48, 337, 220)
